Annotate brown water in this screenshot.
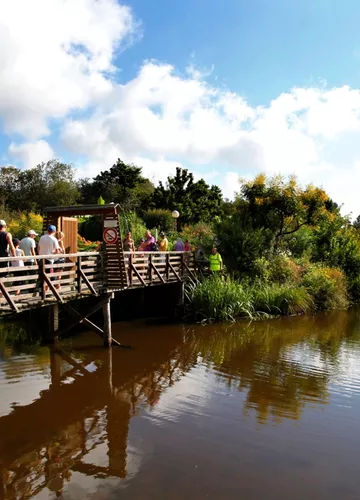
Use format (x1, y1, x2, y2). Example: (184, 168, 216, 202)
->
(1, 310, 360, 500)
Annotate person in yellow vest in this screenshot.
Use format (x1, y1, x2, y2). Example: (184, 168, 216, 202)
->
(209, 247, 223, 272)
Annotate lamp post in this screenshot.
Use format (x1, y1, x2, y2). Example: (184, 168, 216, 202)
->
(171, 210, 180, 232)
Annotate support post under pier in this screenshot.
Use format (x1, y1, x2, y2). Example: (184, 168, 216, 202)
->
(48, 303, 59, 343)
(103, 294, 112, 347)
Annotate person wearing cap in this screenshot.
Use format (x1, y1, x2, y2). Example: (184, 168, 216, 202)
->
(20, 229, 38, 267)
(158, 232, 168, 252)
(38, 226, 60, 288)
(0, 219, 15, 268)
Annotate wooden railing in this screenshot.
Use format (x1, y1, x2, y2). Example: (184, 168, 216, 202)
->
(0, 252, 100, 313)
(124, 251, 196, 287)
(0, 251, 196, 313)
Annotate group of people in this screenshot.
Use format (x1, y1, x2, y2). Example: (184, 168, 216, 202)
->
(122, 229, 223, 272)
(0, 221, 66, 293)
(123, 230, 192, 253)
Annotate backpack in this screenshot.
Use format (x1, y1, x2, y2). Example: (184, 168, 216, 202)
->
(152, 242, 160, 251)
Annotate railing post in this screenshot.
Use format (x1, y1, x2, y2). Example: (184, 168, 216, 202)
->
(129, 253, 133, 286)
(77, 255, 82, 294)
(180, 253, 184, 278)
(103, 294, 112, 347)
(39, 258, 46, 300)
(148, 253, 153, 284)
(166, 253, 170, 282)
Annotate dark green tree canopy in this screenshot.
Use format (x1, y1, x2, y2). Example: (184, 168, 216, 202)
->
(0, 160, 79, 212)
(78, 158, 154, 211)
(153, 167, 224, 226)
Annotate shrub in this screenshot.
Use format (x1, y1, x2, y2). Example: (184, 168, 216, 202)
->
(4, 211, 43, 238)
(142, 209, 174, 234)
(253, 255, 301, 284)
(180, 222, 216, 253)
(302, 264, 348, 310)
(252, 282, 313, 315)
(185, 276, 254, 322)
(348, 276, 360, 302)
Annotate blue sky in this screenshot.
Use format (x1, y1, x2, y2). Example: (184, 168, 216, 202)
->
(119, 0, 360, 102)
(2, 0, 360, 213)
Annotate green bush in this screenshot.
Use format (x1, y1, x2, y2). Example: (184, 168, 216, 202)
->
(252, 282, 313, 315)
(185, 276, 254, 322)
(253, 255, 301, 284)
(302, 264, 348, 310)
(180, 222, 216, 252)
(348, 276, 360, 302)
(142, 209, 174, 233)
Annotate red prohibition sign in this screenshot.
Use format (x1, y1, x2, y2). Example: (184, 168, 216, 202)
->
(103, 227, 118, 244)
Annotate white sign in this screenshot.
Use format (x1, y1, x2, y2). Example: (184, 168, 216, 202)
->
(104, 220, 118, 228)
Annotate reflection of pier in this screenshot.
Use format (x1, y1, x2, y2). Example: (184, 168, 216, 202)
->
(0, 333, 190, 499)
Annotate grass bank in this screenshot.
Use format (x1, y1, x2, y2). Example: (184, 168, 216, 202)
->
(185, 263, 349, 323)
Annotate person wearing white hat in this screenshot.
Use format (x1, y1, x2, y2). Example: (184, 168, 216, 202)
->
(19, 229, 38, 267)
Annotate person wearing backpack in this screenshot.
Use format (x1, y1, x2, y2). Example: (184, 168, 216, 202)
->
(143, 230, 156, 251)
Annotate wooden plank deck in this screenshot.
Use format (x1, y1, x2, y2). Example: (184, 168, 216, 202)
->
(0, 251, 196, 314)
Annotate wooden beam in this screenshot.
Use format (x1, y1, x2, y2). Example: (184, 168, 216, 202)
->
(77, 255, 82, 293)
(79, 268, 97, 295)
(0, 280, 18, 312)
(168, 262, 181, 281)
(130, 263, 146, 286)
(103, 296, 112, 347)
(43, 273, 63, 302)
(183, 260, 196, 281)
(150, 261, 165, 284)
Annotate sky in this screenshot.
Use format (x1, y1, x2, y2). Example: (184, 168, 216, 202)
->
(1, 0, 360, 214)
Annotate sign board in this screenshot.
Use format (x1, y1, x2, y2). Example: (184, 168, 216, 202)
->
(104, 219, 118, 228)
(103, 227, 118, 245)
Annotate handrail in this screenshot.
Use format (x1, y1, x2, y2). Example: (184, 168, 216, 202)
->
(0, 251, 99, 262)
(123, 251, 192, 255)
(0, 250, 192, 262)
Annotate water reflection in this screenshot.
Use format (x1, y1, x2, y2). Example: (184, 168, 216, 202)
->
(1, 310, 360, 498)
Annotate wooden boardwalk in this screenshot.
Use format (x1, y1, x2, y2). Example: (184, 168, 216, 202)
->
(0, 251, 196, 314)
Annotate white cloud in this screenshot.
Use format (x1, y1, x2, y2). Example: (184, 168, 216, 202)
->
(8, 140, 54, 168)
(0, 0, 138, 138)
(2, 1, 360, 215)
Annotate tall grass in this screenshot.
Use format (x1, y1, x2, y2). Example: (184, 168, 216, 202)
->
(185, 276, 255, 322)
(252, 283, 313, 316)
(185, 276, 314, 323)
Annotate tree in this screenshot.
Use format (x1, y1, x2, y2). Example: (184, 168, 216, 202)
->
(238, 173, 339, 250)
(79, 158, 154, 211)
(142, 209, 174, 233)
(153, 167, 224, 226)
(0, 160, 79, 212)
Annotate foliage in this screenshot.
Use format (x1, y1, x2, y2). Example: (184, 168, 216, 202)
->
(120, 212, 147, 244)
(215, 213, 271, 274)
(0, 160, 79, 212)
(238, 173, 339, 249)
(185, 276, 314, 322)
(152, 167, 224, 227)
(253, 255, 301, 284)
(180, 222, 216, 252)
(3, 210, 43, 239)
(252, 282, 313, 315)
(78, 158, 154, 211)
(142, 209, 174, 233)
(77, 235, 99, 252)
(78, 215, 102, 242)
(185, 276, 255, 322)
(302, 264, 349, 311)
(312, 220, 360, 279)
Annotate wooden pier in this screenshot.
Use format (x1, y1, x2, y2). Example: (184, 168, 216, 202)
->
(0, 203, 198, 345)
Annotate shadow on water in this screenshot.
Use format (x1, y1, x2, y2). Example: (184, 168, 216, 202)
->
(1, 309, 360, 498)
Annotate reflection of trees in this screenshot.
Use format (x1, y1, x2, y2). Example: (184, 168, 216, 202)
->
(1, 309, 360, 497)
(180, 310, 360, 423)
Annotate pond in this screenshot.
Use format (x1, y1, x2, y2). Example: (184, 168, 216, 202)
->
(1, 309, 360, 499)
